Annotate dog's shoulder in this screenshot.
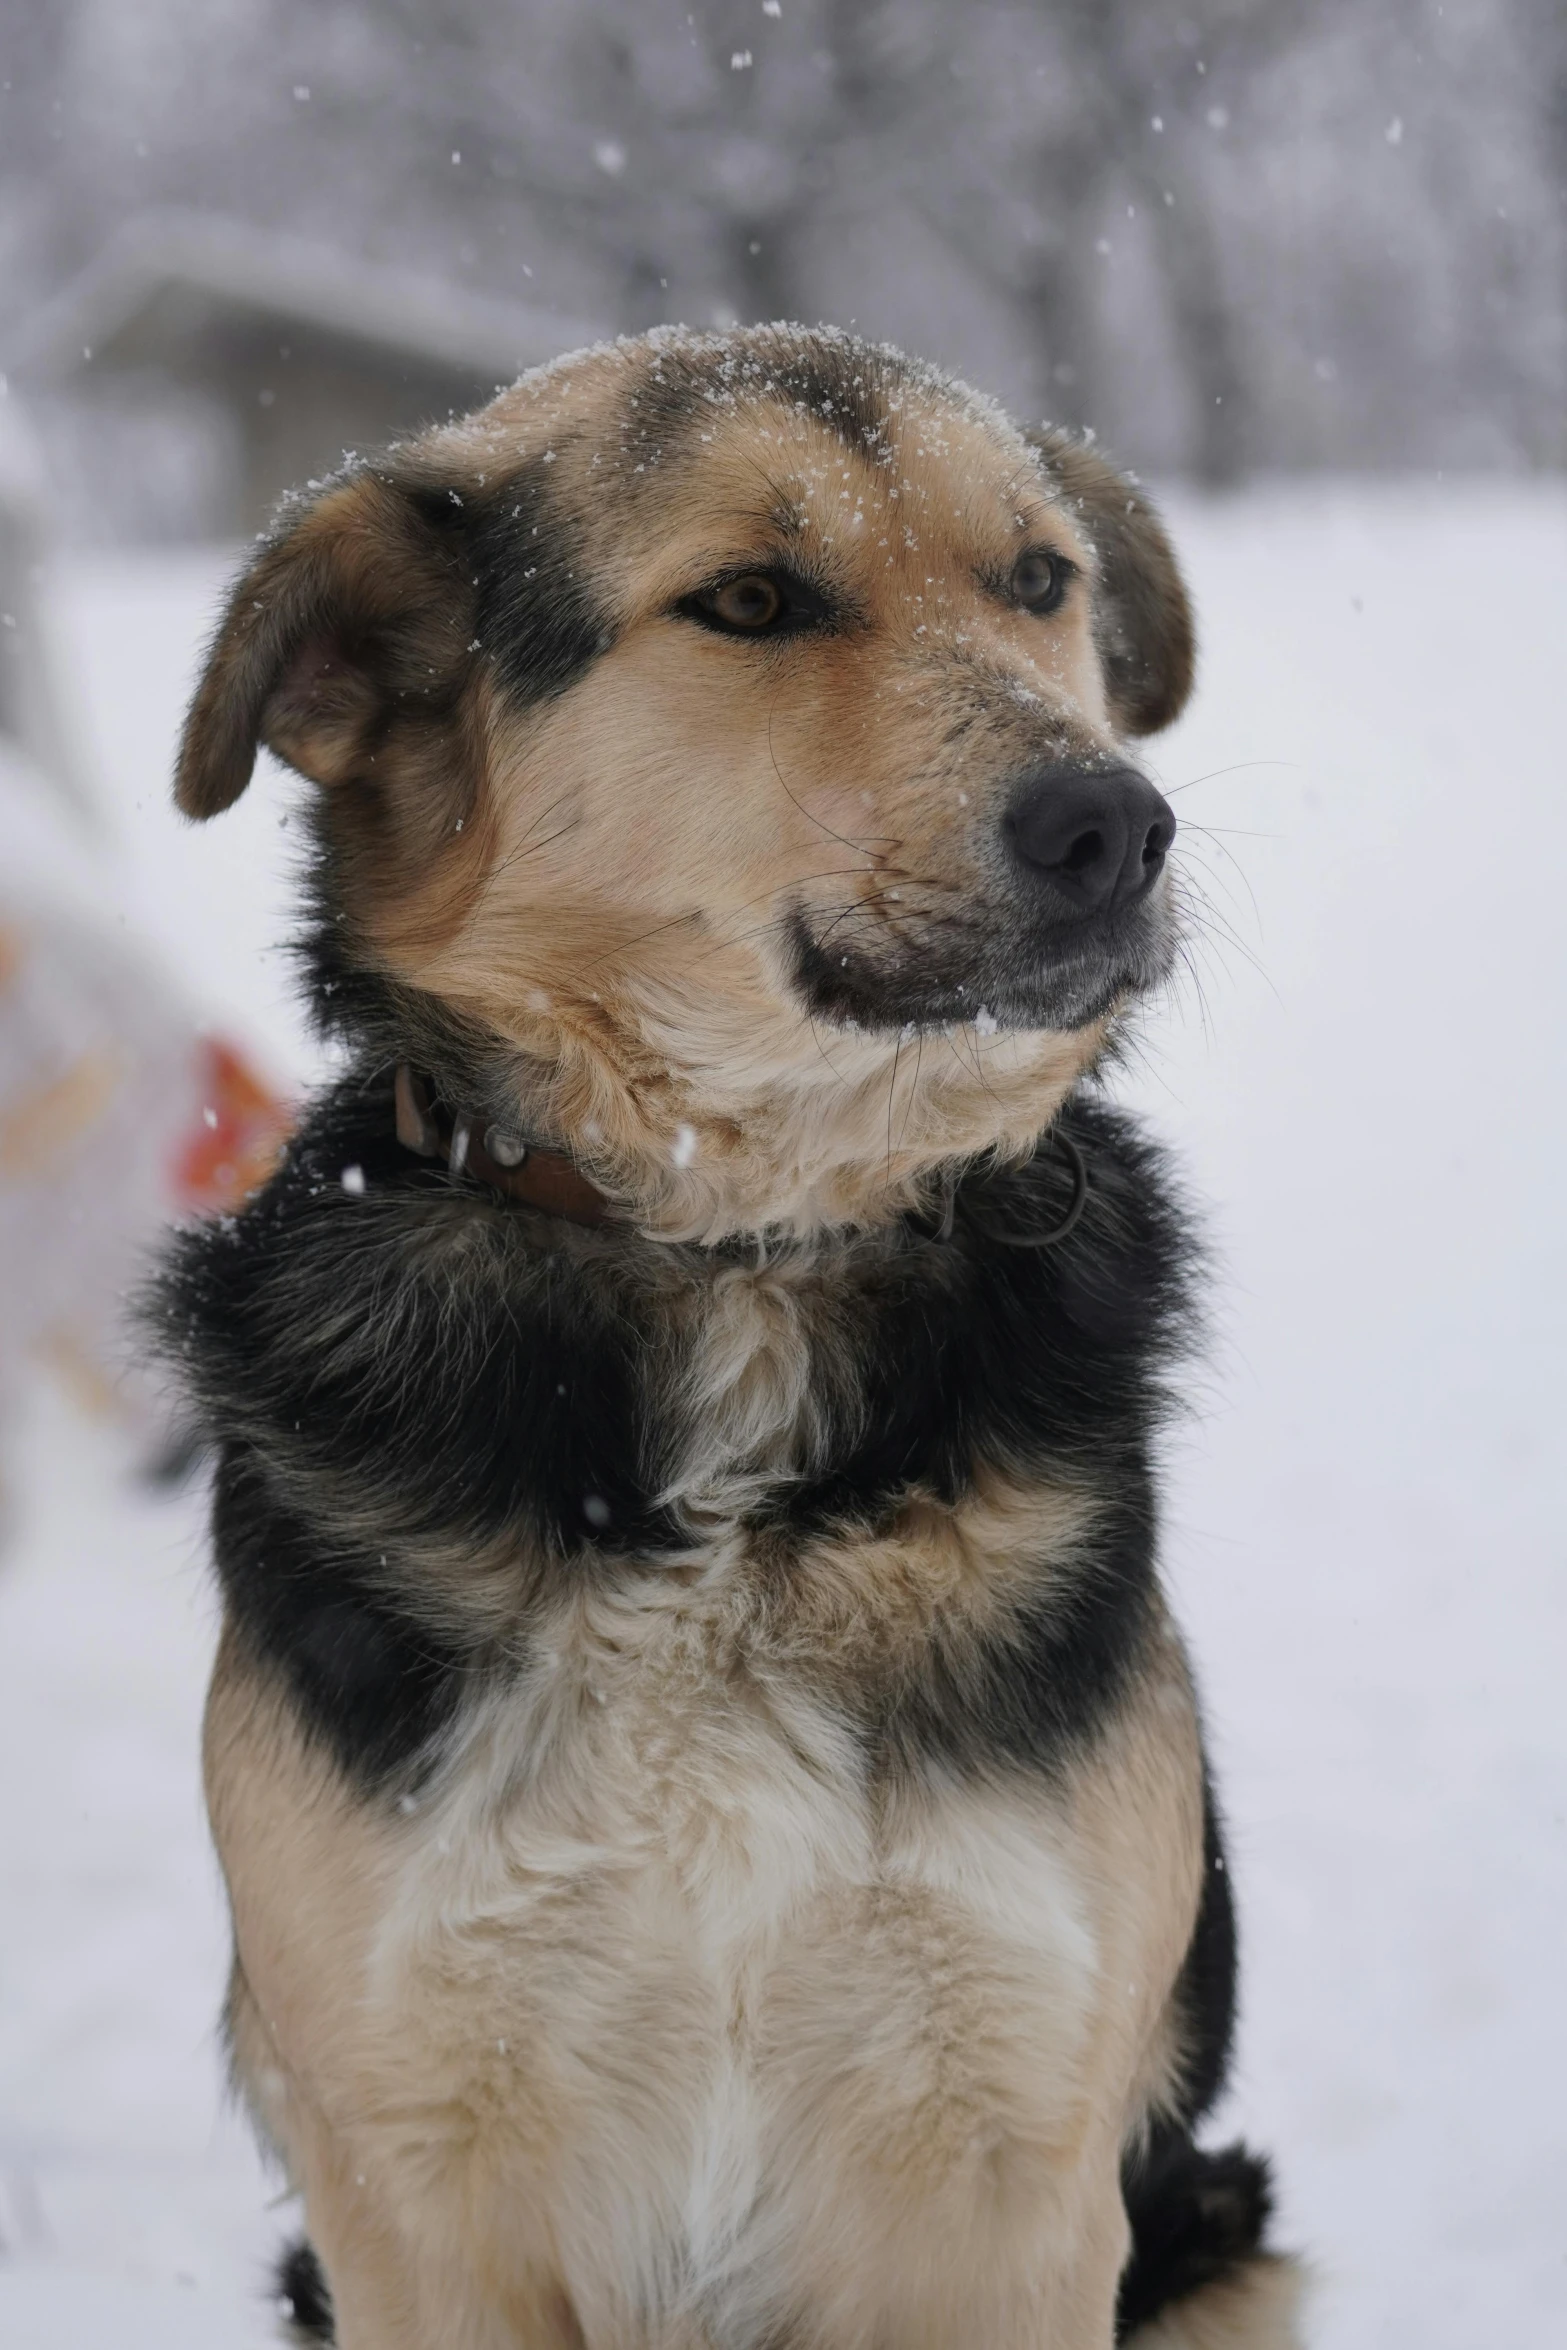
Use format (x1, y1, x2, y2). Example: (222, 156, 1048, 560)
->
(787, 1091, 1199, 1527)
(154, 1063, 679, 1557)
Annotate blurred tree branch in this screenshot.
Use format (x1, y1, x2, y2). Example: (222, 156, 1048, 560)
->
(1, 0, 1561, 477)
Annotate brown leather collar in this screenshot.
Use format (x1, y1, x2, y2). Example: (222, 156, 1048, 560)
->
(393, 1065, 612, 1227)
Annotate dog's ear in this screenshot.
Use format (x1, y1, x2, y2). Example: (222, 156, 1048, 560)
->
(1025, 428, 1195, 735)
(175, 470, 479, 820)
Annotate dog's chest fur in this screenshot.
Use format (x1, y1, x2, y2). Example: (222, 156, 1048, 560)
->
(663, 1252, 837, 1519)
(173, 1067, 1208, 2327)
(218, 1516, 1201, 2341)
(369, 1636, 1127, 2290)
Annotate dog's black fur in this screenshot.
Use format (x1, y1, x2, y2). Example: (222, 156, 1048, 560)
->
(155, 1035, 1275, 2342)
(156, 1061, 1189, 1789)
(277, 2238, 335, 2342)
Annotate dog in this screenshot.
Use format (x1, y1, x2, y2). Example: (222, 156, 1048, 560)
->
(152, 325, 1303, 2348)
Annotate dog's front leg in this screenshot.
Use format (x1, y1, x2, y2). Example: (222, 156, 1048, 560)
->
(205, 1626, 575, 2349)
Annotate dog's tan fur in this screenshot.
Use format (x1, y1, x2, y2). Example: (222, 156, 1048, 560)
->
(211, 1561, 1204, 2350)
(173, 328, 1300, 2347)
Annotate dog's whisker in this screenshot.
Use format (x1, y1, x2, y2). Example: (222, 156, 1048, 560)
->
(504, 783, 582, 857)
(884, 1028, 903, 1179)
(685, 884, 934, 974)
(1163, 758, 1299, 798)
(1173, 867, 1280, 1003)
(1171, 819, 1268, 903)
(766, 702, 895, 860)
(806, 877, 959, 963)
(1168, 934, 1219, 1049)
(578, 864, 916, 977)
(653, 874, 909, 972)
(1171, 843, 1266, 945)
(486, 817, 581, 883)
(1175, 820, 1280, 841)
(896, 1028, 926, 1154)
(943, 1017, 1004, 1108)
(802, 1004, 853, 1081)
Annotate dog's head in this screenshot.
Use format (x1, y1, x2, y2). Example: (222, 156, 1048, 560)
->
(177, 327, 1193, 1237)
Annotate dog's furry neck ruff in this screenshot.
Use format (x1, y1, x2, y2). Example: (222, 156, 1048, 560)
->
(393, 1055, 1095, 1261)
(303, 894, 1106, 1248)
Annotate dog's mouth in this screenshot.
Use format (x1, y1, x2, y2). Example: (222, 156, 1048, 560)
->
(787, 891, 1178, 1036)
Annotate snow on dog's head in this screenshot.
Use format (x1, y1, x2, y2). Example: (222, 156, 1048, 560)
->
(175, 326, 1195, 1238)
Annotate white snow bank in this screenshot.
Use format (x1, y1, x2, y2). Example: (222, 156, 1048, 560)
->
(0, 1386, 280, 2347)
(1127, 482, 1567, 2346)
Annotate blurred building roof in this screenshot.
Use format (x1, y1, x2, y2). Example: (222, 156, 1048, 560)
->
(14, 210, 602, 391)
(11, 212, 605, 536)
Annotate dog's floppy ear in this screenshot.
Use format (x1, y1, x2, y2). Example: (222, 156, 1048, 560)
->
(1026, 428, 1195, 736)
(175, 470, 478, 820)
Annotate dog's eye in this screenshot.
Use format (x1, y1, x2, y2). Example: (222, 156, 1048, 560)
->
(710, 574, 783, 631)
(1011, 549, 1068, 616)
(679, 570, 825, 639)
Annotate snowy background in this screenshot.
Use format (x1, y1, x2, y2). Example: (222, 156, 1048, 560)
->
(2, 2, 1565, 2345)
(5, 0, 1566, 490)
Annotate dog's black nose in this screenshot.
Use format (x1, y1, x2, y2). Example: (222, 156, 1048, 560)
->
(1005, 765, 1176, 913)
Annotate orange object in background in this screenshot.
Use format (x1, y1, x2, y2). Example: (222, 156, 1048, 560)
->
(171, 1034, 293, 1215)
(0, 810, 297, 1467)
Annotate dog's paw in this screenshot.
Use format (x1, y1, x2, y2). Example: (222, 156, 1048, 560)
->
(1120, 2250, 1307, 2348)
(276, 2238, 334, 2342)
(1118, 2135, 1303, 2346)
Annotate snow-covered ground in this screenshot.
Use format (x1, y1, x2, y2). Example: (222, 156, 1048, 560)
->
(1, 487, 1563, 2346)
